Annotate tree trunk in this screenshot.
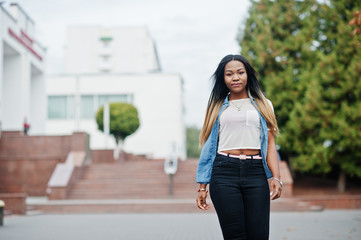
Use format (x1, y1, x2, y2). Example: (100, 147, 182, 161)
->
(113, 137, 124, 161)
(337, 170, 346, 193)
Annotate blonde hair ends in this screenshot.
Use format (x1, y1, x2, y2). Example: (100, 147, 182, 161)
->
(248, 89, 279, 136)
(199, 99, 223, 146)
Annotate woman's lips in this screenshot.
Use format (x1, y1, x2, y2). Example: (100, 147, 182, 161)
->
(231, 83, 241, 87)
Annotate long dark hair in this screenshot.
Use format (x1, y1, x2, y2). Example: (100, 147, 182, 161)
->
(199, 54, 279, 145)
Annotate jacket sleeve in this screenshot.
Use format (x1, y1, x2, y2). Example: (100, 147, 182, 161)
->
(196, 137, 212, 184)
(195, 122, 219, 184)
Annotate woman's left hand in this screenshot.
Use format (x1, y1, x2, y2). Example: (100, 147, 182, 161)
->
(270, 179, 282, 200)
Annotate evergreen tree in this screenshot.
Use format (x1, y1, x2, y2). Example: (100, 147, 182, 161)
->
(288, 0, 361, 192)
(239, 0, 361, 191)
(238, 0, 319, 130)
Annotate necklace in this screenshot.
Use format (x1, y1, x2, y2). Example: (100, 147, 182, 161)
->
(230, 99, 247, 111)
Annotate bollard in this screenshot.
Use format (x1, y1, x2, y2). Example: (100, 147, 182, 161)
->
(0, 200, 4, 226)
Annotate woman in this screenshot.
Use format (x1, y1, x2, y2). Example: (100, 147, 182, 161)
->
(196, 54, 282, 240)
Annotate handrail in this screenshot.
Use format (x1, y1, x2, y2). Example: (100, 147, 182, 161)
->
(47, 151, 86, 199)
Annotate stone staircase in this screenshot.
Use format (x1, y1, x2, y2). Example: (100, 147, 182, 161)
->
(27, 158, 201, 213)
(27, 158, 323, 214)
(67, 159, 199, 199)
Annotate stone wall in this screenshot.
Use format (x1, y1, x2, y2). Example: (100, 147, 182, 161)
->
(0, 131, 90, 196)
(0, 192, 26, 215)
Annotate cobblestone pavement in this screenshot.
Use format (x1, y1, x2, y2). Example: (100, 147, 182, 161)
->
(0, 210, 360, 240)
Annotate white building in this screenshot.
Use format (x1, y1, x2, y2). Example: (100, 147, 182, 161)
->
(65, 26, 160, 74)
(0, 3, 46, 134)
(46, 26, 186, 160)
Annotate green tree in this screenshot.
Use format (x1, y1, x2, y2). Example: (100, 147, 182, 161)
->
(288, 1, 361, 192)
(238, 0, 319, 129)
(239, 0, 361, 191)
(186, 126, 201, 158)
(349, 6, 361, 36)
(96, 102, 140, 160)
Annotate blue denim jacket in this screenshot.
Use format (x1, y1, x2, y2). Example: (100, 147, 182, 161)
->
(196, 95, 273, 184)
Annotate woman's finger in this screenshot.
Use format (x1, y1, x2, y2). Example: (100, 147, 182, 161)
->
(196, 195, 205, 210)
(270, 189, 277, 200)
(196, 197, 203, 209)
(197, 193, 210, 210)
(201, 195, 208, 208)
(277, 186, 282, 198)
(270, 182, 282, 200)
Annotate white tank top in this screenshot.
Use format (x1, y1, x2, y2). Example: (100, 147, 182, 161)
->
(218, 98, 261, 151)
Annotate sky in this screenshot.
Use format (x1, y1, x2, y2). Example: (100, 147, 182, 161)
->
(10, 0, 251, 127)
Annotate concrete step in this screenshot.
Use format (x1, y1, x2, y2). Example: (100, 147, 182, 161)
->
(27, 198, 203, 214)
(26, 197, 322, 214)
(67, 194, 196, 200)
(270, 198, 324, 212)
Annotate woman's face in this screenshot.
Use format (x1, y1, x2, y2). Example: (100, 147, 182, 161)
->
(224, 60, 248, 97)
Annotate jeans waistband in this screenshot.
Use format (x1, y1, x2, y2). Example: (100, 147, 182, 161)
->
(215, 153, 263, 165)
(217, 151, 262, 160)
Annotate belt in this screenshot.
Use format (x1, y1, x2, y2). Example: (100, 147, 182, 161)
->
(217, 151, 262, 160)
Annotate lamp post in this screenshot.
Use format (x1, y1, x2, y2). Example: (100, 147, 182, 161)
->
(164, 142, 178, 196)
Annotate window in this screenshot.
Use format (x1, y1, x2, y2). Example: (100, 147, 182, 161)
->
(48, 96, 75, 119)
(103, 56, 110, 62)
(98, 94, 130, 108)
(67, 96, 75, 118)
(99, 36, 113, 48)
(48, 94, 134, 120)
(83, 94, 134, 119)
(100, 37, 113, 42)
(81, 95, 94, 119)
(102, 41, 110, 48)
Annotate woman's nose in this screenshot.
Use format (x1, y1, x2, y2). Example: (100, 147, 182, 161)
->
(232, 74, 239, 80)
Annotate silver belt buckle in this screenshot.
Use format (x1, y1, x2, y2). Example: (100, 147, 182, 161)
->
(239, 154, 247, 160)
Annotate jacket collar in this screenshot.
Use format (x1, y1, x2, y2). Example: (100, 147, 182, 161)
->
(223, 95, 229, 106)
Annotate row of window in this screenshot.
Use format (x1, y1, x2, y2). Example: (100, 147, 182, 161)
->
(48, 94, 133, 119)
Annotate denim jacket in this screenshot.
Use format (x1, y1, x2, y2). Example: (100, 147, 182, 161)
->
(196, 95, 273, 184)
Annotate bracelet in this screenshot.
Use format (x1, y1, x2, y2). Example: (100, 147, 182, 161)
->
(270, 177, 283, 187)
(198, 188, 208, 193)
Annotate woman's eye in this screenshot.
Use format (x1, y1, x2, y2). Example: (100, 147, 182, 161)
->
(226, 74, 232, 76)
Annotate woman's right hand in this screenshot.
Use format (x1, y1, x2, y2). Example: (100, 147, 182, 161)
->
(196, 191, 210, 210)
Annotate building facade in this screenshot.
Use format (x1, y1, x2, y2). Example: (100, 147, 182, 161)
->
(65, 26, 160, 74)
(46, 26, 186, 160)
(0, 3, 46, 134)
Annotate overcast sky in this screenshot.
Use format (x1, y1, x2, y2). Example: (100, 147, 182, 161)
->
(11, 0, 251, 127)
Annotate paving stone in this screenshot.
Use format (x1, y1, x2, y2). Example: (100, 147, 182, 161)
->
(0, 210, 360, 240)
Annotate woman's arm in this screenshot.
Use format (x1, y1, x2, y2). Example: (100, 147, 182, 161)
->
(196, 183, 210, 210)
(267, 132, 282, 200)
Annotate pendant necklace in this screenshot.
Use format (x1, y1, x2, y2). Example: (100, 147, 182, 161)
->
(230, 100, 246, 111)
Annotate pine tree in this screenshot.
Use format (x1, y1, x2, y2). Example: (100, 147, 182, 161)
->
(238, 0, 361, 191)
(288, 0, 361, 192)
(238, 0, 319, 130)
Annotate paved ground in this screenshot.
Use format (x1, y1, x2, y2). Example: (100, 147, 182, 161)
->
(0, 210, 360, 240)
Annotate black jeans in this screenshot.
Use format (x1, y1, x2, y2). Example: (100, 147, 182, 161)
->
(210, 154, 270, 240)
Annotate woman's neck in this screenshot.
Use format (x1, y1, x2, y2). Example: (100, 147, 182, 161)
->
(229, 92, 248, 101)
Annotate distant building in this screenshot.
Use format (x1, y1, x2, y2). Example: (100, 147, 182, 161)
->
(0, 3, 46, 134)
(46, 26, 186, 160)
(65, 26, 160, 74)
